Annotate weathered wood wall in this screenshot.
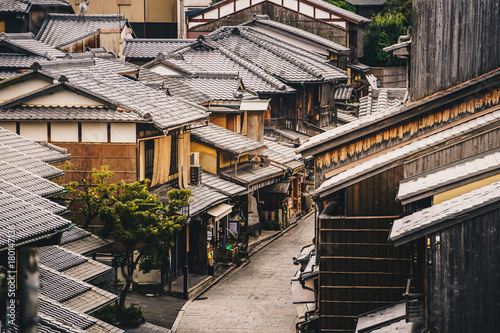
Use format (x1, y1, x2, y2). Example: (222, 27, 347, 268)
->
(189, 2, 347, 46)
(410, 0, 500, 100)
(404, 126, 500, 178)
(369, 67, 407, 88)
(426, 207, 500, 332)
(54, 142, 137, 184)
(314, 86, 500, 188)
(319, 167, 411, 332)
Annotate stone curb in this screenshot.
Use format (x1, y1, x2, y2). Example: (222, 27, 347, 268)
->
(170, 210, 314, 333)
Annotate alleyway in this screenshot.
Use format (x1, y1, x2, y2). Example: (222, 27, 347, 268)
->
(175, 213, 315, 333)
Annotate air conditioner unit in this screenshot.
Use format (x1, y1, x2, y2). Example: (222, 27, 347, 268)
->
(190, 152, 200, 166)
(190, 165, 202, 185)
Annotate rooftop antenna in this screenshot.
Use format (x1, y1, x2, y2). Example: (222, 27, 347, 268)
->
(78, 0, 89, 22)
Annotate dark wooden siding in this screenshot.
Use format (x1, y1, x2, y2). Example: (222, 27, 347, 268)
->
(314, 87, 500, 188)
(404, 125, 500, 178)
(410, 0, 500, 100)
(319, 167, 410, 332)
(319, 216, 411, 332)
(426, 207, 500, 332)
(346, 166, 403, 217)
(189, 2, 347, 46)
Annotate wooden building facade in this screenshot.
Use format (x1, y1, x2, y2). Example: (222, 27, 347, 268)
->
(298, 70, 500, 332)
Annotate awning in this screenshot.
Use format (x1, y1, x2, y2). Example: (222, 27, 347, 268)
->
(207, 203, 233, 221)
(264, 182, 290, 194)
(240, 99, 270, 111)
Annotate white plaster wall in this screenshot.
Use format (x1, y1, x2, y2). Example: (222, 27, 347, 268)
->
(301, 3, 314, 17)
(26, 90, 105, 106)
(220, 3, 234, 17)
(284, 0, 298, 10)
(204, 8, 220, 19)
(82, 123, 107, 142)
(315, 9, 330, 19)
(0, 79, 50, 102)
(110, 123, 136, 143)
(235, 0, 251, 11)
(150, 64, 184, 76)
(20, 122, 47, 141)
(0, 122, 17, 133)
(268, 0, 281, 5)
(51, 122, 79, 142)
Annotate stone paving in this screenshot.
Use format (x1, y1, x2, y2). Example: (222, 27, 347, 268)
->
(176, 213, 315, 333)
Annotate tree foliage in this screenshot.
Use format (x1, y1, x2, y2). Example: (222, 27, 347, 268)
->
(324, 0, 356, 13)
(99, 180, 191, 311)
(362, 0, 412, 67)
(363, 11, 408, 66)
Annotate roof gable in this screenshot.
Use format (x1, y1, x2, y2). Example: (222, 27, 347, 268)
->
(209, 27, 348, 83)
(188, 0, 369, 28)
(37, 14, 129, 48)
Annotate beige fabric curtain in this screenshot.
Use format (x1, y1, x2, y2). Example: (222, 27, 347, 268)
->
(183, 132, 190, 188)
(177, 132, 191, 189)
(151, 135, 171, 187)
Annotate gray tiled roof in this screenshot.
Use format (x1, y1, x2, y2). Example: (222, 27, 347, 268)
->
(138, 68, 211, 105)
(0, 188, 71, 250)
(334, 84, 354, 100)
(0, 127, 69, 163)
(264, 128, 310, 145)
(39, 296, 96, 330)
(0, 143, 64, 179)
(0, 105, 145, 122)
(0, 160, 64, 197)
(176, 75, 243, 101)
(390, 181, 500, 245)
(307, 0, 371, 24)
(153, 183, 228, 217)
(38, 296, 125, 333)
(0, 0, 29, 13)
(315, 109, 500, 197)
(0, 178, 66, 214)
(346, 0, 385, 5)
(39, 264, 118, 314)
(43, 66, 208, 130)
(398, 149, 500, 203)
(191, 123, 267, 155)
(122, 38, 196, 59)
(30, 0, 71, 6)
(241, 15, 349, 53)
(263, 138, 302, 163)
(201, 171, 247, 197)
(221, 162, 285, 186)
(359, 87, 407, 117)
(298, 101, 405, 154)
(39, 265, 91, 302)
(156, 44, 294, 94)
(38, 14, 128, 48)
(39, 245, 87, 271)
(60, 226, 113, 256)
(0, 54, 47, 68)
(39, 245, 112, 281)
(0, 70, 19, 80)
(0, 32, 67, 58)
(209, 27, 348, 83)
(336, 110, 358, 124)
(355, 302, 407, 333)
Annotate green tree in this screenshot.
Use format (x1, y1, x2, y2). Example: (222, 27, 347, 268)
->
(324, 0, 356, 13)
(362, 11, 408, 67)
(55, 163, 117, 230)
(99, 181, 191, 311)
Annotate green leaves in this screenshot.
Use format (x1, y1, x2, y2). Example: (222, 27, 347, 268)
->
(363, 11, 409, 67)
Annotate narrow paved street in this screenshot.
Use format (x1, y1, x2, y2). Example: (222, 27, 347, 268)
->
(176, 213, 315, 333)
